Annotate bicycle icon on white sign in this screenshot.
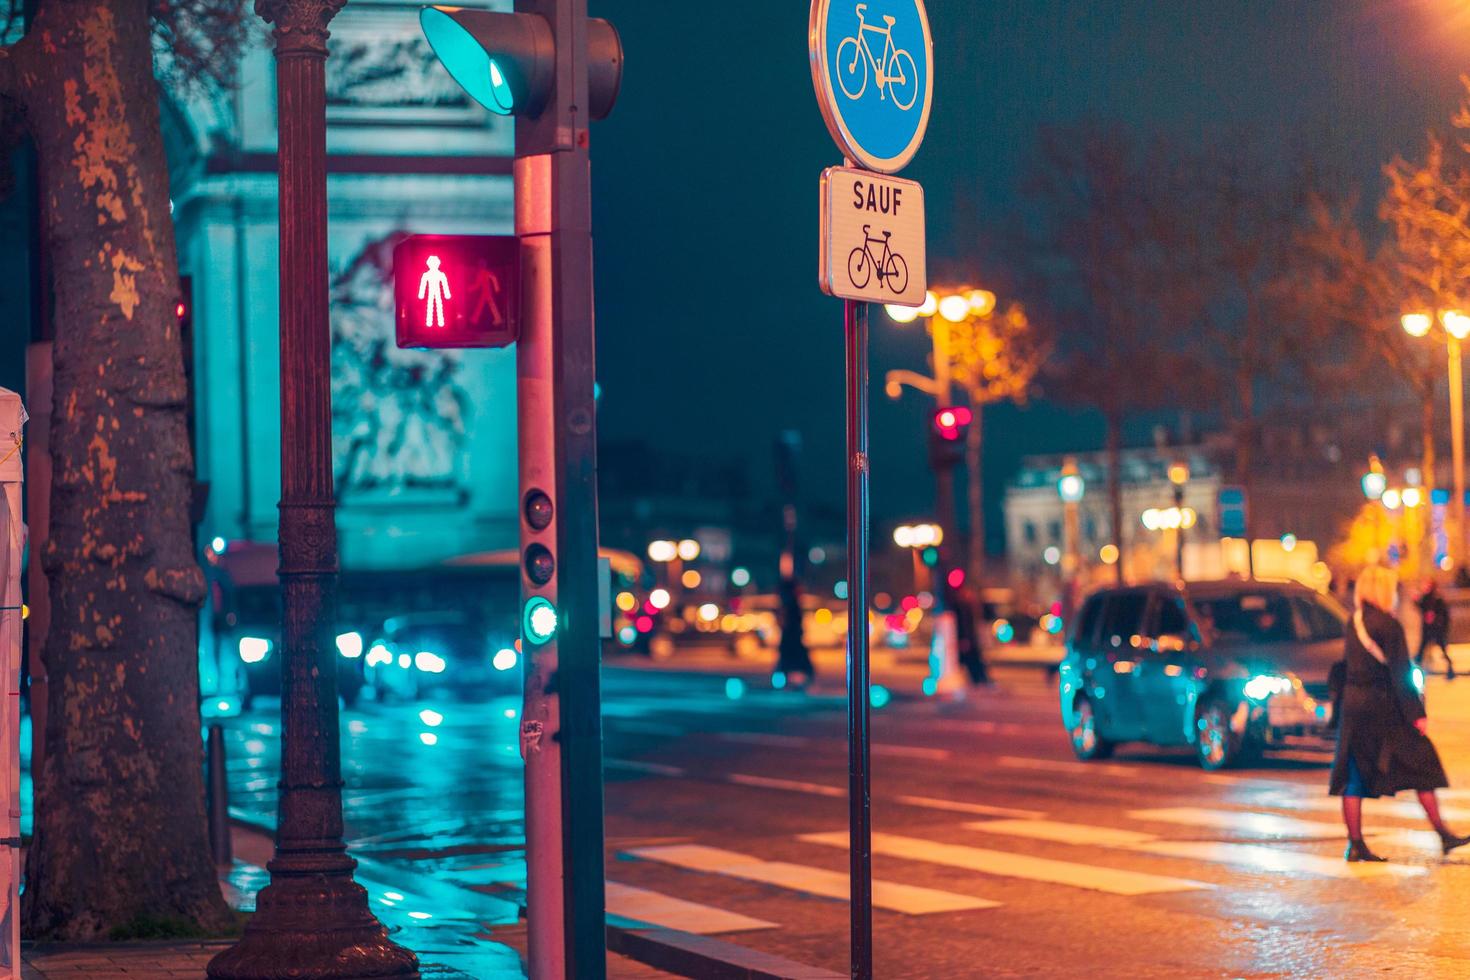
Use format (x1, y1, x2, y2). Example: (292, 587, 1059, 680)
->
(836, 4, 919, 111)
(847, 224, 909, 294)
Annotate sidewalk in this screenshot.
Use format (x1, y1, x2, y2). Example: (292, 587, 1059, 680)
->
(19, 819, 674, 980)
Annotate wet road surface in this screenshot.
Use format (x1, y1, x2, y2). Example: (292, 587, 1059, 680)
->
(219, 666, 1470, 978)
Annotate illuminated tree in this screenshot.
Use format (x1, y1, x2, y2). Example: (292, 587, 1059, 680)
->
(945, 300, 1047, 592)
(0, 0, 243, 939)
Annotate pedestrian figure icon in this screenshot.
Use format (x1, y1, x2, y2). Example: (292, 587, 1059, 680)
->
(466, 264, 504, 326)
(419, 255, 451, 327)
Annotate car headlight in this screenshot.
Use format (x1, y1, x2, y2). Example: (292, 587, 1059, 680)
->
(238, 636, 272, 664)
(336, 631, 364, 659)
(492, 648, 518, 671)
(414, 650, 447, 674)
(364, 642, 392, 668)
(1243, 674, 1293, 702)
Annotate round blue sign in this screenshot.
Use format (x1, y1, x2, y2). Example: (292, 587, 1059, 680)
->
(809, 0, 933, 173)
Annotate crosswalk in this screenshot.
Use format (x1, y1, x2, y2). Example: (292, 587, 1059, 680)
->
(578, 787, 1459, 940)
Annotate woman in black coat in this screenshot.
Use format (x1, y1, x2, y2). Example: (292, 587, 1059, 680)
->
(1331, 565, 1470, 862)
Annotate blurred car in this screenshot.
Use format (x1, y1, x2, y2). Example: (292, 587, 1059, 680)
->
(364, 611, 521, 701)
(1058, 579, 1358, 770)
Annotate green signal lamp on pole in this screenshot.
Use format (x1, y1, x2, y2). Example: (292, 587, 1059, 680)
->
(419, 5, 622, 142)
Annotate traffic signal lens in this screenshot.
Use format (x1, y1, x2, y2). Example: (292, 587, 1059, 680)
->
(938, 410, 956, 428)
(524, 489, 553, 531)
(524, 597, 558, 644)
(525, 543, 555, 586)
(420, 7, 516, 114)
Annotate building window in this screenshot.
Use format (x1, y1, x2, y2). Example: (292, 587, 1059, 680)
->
(1048, 520, 1062, 543)
(1024, 521, 1037, 544)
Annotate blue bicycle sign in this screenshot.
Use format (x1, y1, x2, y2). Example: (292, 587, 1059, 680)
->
(836, 5, 919, 110)
(809, 0, 932, 173)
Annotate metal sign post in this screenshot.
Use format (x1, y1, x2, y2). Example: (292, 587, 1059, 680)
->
(810, 2, 931, 976)
(842, 301, 872, 976)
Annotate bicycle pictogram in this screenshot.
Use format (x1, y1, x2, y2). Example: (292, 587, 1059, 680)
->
(847, 224, 909, 294)
(836, 3, 919, 111)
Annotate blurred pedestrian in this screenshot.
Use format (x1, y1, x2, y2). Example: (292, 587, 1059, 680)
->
(1331, 565, 1470, 862)
(776, 573, 814, 688)
(1416, 578, 1456, 680)
(948, 580, 989, 685)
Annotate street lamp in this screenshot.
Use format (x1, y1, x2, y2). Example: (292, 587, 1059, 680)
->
(894, 523, 942, 592)
(1168, 458, 1189, 579)
(1402, 309, 1467, 570)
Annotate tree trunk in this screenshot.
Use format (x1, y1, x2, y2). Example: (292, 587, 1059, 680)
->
(965, 400, 984, 600)
(1107, 411, 1124, 585)
(10, 0, 232, 938)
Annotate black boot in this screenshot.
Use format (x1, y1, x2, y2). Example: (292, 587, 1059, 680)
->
(1345, 839, 1387, 862)
(1441, 832, 1470, 855)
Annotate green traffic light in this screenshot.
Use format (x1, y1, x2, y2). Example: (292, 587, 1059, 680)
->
(420, 7, 516, 115)
(523, 596, 558, 644)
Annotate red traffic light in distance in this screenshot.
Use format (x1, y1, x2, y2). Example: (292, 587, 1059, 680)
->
(933, 406, 973, 441)
(394, 234, 519, 350)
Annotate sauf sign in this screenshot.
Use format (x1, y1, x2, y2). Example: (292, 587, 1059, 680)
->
(811, 0, 931, 304)
(808, 2, 932, 979)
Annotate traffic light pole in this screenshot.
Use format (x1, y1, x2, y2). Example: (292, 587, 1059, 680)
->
(844, 299, 873, 980)
(515, 2, 606, 977)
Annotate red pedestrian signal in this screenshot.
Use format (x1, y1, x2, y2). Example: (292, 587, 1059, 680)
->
(393, 234, 519, 350)
(933, 406, 972, 441)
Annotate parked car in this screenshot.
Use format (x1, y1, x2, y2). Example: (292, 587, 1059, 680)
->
(1058, 579, 1355, 769)
(365, 610, 521, 701)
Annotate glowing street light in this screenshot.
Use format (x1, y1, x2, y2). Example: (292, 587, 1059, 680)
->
(884, 303, 921, 323)
(1402, 312, 1433, 337)
(937, 294, 970, 323)
(1447, 310, 1470, 340)
(676, 538, 701, 561)
(647, 539, 677, 563)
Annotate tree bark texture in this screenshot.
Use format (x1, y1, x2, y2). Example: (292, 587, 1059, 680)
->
(5, 0, 232, 939)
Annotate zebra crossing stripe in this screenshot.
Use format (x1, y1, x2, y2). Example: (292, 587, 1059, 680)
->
(800, 831, 1212, 895)
(966, 819, 1156, 847)
(626, 844, 998, 915)
(1126, 840, 1424, 879)
(605, 881, 780, 934)
(1127, 806, 1347, 839)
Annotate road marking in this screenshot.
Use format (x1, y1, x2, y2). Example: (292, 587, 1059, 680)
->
(928, 719, 1033, 735)
(872, 744, 951, 761)
(996, 756, 1138, 779)
(1126, 840, 1424, 879)
(719, 732, 811, 748)
(605, 881, 779, 934)
(967, 819, 1156, 847)
(606, 759, 687, 777)
(627, 844, 998, 915)
(894, 796, 1045, 820)
(609, 721, 686, 737)
(1127, 807, 1346, 840)
(801, 831, 1212, 895)
(726, 773, 847, 798)
(720, 732, 950, 760)
(996, 755, 1307, 792)
(1256, 793, 1470, 824)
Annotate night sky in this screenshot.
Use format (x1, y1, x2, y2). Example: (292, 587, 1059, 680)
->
(588, 0, 1470, 543)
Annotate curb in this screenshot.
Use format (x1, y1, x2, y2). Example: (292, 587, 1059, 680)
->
(606, 924, 844, 980)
